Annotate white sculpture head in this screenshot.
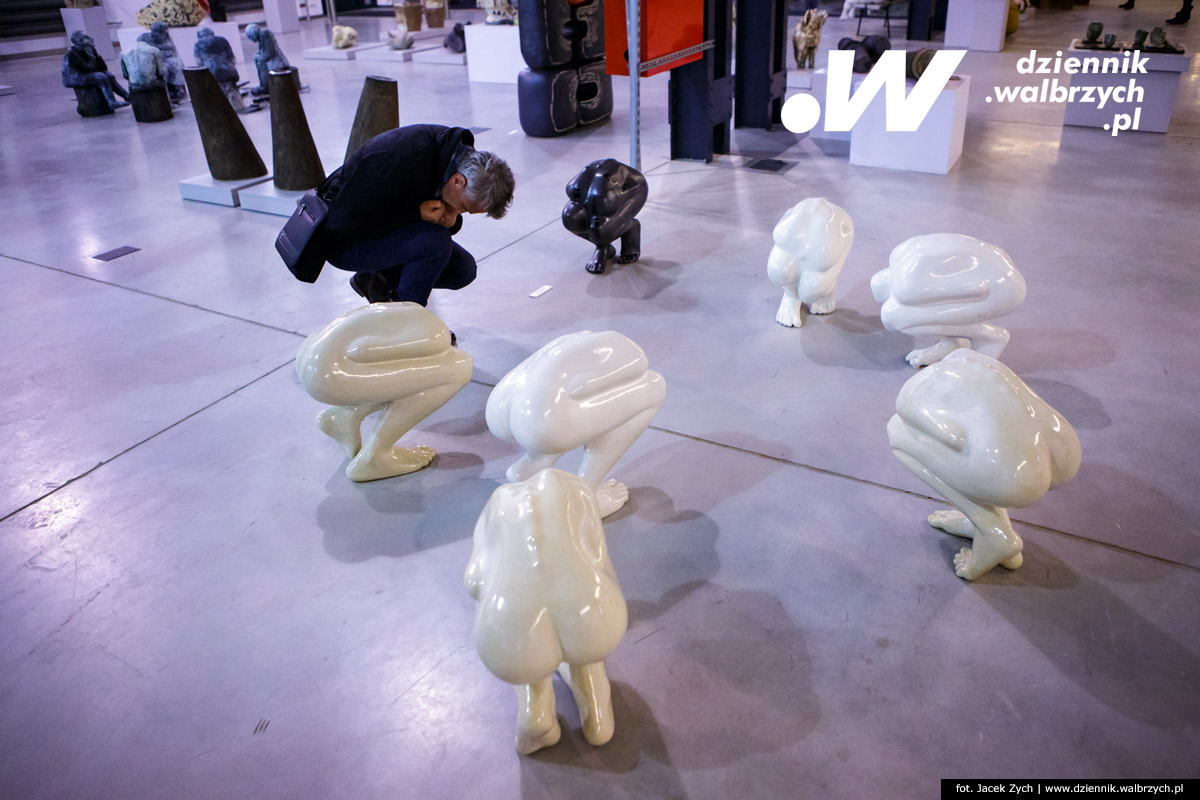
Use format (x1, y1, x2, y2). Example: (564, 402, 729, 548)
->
(888, 348, 1081, 511)
(872, 233, 1026, 366)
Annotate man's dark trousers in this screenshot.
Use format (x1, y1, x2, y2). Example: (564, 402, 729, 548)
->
(327, 221, 477, 305)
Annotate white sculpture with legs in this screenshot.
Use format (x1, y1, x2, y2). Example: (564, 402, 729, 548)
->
(296, 303, 473, 482)
(872, 233, 1026, 368)
(486, 331, 665, 518)
(888, 349, 1082, 580)
(768, 197, 855, 328)
(466, 468, 627, 754)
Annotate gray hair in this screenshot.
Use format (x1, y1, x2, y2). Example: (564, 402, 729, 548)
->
(459, 147, 515, 219)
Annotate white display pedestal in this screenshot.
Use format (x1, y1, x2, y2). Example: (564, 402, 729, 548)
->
(61, 8, 117, 62)
(849, 75, 971, 174)
(119, 22, 245, 67)
(465, 24, 523, 84)
(264, 0, 301, 34)
(303, 42, 388, 60)
(944, 0, 1009, 53)
(412, 48, 467, 65)
(179, 174, 272, 207)
(1063, 43, 1191, 134)
(239, 182, 307, 215)
(808, 68, 852, 142)
(786, 70, 814, 91)
(358, 44, 441, 63)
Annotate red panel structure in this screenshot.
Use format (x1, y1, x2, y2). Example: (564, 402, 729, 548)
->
(605, 0, 706, 77)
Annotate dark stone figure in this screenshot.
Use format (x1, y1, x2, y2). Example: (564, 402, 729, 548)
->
(444, 22, 467, 53)
(121, 40, 166, 90)
(194, 28, 245, 110)
(62, 31, 130, 115)
(562, 159, 648, 275)
(838, 35, 890, 74)
(246, 24, 291, 98)
(138, 22, 187, 103)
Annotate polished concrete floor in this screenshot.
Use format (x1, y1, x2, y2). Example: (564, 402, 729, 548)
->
(1, 4, 1199, 798)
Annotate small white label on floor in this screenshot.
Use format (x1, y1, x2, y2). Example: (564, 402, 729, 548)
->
(529, 285, 552, 298)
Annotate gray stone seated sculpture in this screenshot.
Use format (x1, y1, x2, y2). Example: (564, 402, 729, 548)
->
(562, 159, 649, 275)
(246, 24, 291, 98)
(194, 28, 246, 110)
(62, 31, 130, 115)
(138, 22, 187, 103)
(121, 40, 166, 90)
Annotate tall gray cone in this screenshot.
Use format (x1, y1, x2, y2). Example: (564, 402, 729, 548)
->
(345, 75, 399, 163)
(182, 66, 267, 180)
(268, 68, 325, 192)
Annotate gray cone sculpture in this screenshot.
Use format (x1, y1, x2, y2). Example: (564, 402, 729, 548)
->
(182, 67, 268, 181)
(344, 75, 399, 163)
(268, 68, 325, 192)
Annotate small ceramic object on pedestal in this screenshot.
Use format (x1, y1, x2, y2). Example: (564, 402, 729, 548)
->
(479, 0, 515, 24)
(887, 349, 1082, 580)
(792, 9, 827, 70)
(387, 26, 415, 50)
(486, 330, 665, 518)
(444, 22, 466, 53)
(296, 303, 473, 482)
(562, 159, 649, 275)
(872, 233, 1026, 368)
(768, 197, 855, 328)
(466, 468, 627, 755)
(332, 25, 358, 49)
(425, 0, 446, 28)
(1084, 22, 1103, 43)
(400, 1, 423, 32)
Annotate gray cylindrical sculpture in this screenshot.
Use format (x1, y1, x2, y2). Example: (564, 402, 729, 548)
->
(268, 68, 325, 192)
(344, 75, 399, 163)
(182, 66, 268, 180)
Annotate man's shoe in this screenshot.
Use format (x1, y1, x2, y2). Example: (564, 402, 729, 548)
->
(350, 272, 395, 303)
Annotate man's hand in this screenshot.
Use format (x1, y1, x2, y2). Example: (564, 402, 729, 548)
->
(420, 199, 461, 229)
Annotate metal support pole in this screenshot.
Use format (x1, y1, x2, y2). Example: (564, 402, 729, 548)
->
(626, 0, 641, 170)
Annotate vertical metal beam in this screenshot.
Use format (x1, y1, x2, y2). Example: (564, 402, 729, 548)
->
(733, 0, 787, 129)
(626, 0, 641, 170)
(668, 0, 733, 162)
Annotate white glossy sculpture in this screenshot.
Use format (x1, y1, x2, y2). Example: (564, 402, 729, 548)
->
(466, 468, 627, 754)
(296, 303, 472, 482)
(767, 197, 855, 327)
(486, 331, 665, 518)
(887, 349, 1082, 580)
(872, 233, 1027, 368)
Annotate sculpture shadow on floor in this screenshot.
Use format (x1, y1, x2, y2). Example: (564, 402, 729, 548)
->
(315, 448, 490, 563)
(968, 542, 1200, 730)
(797, 303, 913, 371)
(1003, 327, 1117, 374)
(1021, 377, 1111, 431)
(583, 259, 687, 305)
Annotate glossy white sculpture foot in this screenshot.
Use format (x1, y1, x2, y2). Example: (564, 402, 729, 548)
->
(515, 678, 562, 755)
(873, 234, 1026, 367)
(768, 197, 854, 328)
(486, 331, 665, 517)
(296, 303, 472, 482)
(888, 349, 1081, 580)
(467, 469, 628, 753)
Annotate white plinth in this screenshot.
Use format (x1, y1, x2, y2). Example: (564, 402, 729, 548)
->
(1063, 43, 1191, 134)
(944, 0, 1009, 52)
(264, 0, 301, 34)
(465, 24, 523, 84)
(179, 173, 272, 207)
(303, 42, 388, 61)
(118, 23, 245, 67)
(849, 75, 971, 174)
(239, 182, 308, 215)
(808, 68, 852, 142)
(786, 70, 813, 90)
(412, 48, 467, 65)
(358, 43, 441, 62)
(61, 8, 117, 62)
(0, 85, 13, 96)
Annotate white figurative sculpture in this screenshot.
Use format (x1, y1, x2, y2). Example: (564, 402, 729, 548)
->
(767, 197, 855, 327)
(466, 468, 627, 754)
(872, 233, 1027, 368)
(296, 303, 473, 482)
(486, 331, 665, 518)
(887, 349, 1082, 580)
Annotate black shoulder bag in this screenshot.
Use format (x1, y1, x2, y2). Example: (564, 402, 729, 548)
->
(276, 185, 333, 284)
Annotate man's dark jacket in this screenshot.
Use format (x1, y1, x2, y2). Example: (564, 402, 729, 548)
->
(321, 124, 473, 252)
